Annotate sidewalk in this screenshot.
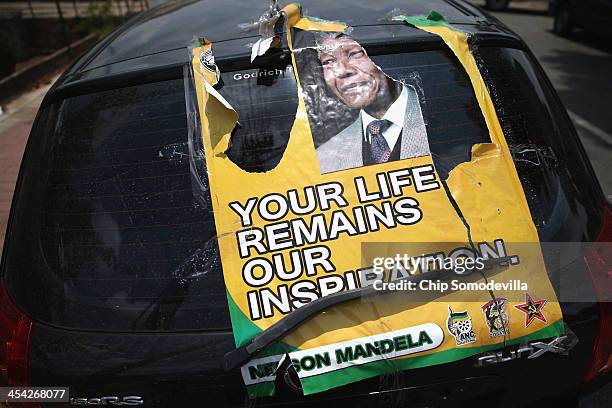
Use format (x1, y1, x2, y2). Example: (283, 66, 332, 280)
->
(0, 77, 55, 255)
(0, 1, 147, 19)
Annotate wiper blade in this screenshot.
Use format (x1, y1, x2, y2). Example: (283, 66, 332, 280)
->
(223, 256, 512, 371)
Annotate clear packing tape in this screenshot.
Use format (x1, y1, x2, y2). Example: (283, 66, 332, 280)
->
(188, 6, 566, 398)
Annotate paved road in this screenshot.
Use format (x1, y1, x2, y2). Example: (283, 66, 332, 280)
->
(476, 2, 612, 199)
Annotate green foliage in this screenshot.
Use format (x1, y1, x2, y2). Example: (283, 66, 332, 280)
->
(77, 0, 116, 37)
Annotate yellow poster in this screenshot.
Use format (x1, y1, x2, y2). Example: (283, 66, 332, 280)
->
(189, 7, 564, 397)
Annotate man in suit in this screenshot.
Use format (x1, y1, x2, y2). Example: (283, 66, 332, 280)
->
(314, 35, 430, 174)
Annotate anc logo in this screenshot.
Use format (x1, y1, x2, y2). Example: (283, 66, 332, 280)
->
(446, 306, 476, 346)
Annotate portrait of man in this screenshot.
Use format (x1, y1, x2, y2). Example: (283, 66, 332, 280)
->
(305, 33, 431, 174)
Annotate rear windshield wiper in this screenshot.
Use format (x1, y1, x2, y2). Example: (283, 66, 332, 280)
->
(223, 256, 513, 370)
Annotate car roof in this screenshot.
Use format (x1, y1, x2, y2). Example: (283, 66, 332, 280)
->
(47, 0, 521, 103)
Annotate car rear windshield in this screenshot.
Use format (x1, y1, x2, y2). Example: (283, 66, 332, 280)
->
(2, 46, 603, 331)
(474, 47, 603, 241)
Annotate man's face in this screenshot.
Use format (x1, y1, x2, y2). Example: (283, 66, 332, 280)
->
(318, 37, 389, 109)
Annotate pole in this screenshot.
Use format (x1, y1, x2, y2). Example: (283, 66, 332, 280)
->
(27, 0, 35, 18)
(54, 0, 72, 55)
(115, 0, 124, 21)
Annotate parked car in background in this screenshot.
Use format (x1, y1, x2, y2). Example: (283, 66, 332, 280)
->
(1, 0, 610, 406)
(483, 0, 548, 11)
(550, 0, 612, 37)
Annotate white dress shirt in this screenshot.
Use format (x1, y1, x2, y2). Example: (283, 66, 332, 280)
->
(360, 86, 409, 150)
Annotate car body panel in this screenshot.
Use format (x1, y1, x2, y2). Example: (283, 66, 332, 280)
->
(74, 0, 479, 73)
(28, 317, 597, 407)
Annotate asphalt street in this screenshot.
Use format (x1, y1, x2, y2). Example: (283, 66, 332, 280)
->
(476, 2, 612, 199)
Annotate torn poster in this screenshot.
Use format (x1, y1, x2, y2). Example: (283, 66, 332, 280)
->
(188, 6, 564, 398)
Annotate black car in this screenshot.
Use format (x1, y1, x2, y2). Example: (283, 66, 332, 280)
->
(550, 0, 612, 37)
(1, 0, 610, 407)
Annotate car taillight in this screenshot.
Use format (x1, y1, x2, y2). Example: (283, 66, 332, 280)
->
(583, 205, 612, 384)
(0, 279, 34, 386)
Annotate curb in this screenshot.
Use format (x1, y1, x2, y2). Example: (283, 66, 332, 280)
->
(0, 33, 97, 105)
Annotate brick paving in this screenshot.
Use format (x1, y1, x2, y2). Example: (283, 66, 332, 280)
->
(0, 78, 55, 256)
